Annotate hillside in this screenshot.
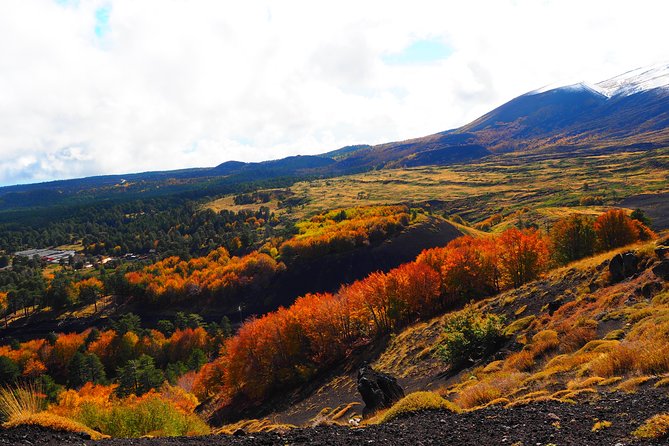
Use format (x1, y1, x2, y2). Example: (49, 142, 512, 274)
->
(221, 237, 669, 428)
(1, 62, 669, 445)
(2, 236, 668, 445)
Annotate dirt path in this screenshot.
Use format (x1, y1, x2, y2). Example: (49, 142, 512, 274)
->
(2, 388, 669, 445)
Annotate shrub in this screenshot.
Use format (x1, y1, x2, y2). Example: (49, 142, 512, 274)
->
(594, 209, 646, 251)
(436, 307, 506, 368)
(75, 393, 209, 437)
(550, 214, 596, 264)
(372, 392, 460, 424)
(634, 414, 669, 439)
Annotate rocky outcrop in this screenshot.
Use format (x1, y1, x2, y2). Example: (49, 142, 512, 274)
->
(357, 364, 404, 418)
(653, 259, 669, 281)
(609, 252, 639, 282)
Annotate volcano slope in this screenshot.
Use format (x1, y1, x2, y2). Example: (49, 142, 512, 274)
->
(4, 238, 669, 445)
(2, 387, 669, 445)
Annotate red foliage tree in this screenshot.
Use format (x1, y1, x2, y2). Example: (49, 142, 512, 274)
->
(497, 228, 550, 288)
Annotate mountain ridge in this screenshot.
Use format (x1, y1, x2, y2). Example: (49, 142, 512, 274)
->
(2, 62, 669, 205)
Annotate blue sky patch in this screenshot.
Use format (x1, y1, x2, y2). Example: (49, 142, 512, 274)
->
(94, 5, 112, 38)
(382, 38, 453, 65)
(55, 0, 79, 7)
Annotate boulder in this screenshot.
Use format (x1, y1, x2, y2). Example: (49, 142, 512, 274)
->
(609, 252, 638, 282)
(656, 246, 669, 260)
(357, 364, 404, 417)
(640, 281, 663, 298)
(653, 259, 669, 281)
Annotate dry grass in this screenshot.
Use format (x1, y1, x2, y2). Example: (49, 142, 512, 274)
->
(588, 343, 637, 377)
(216, 419, 297, 435)
(504, 316, 536, 336)
(369, 392, 460, 424)
(505, 350, 535, 372)
(592, 420, 612, 432)
(567, 377, 605, 390)
(3, 412, 108, 440)
(598, 377, 623, 386)
(455, 372, 527, 409)
(634, 414, 669, 439)
(204, 148, 669, 224)
(310, 402, 361, 426)
(0, 383, 107, 440)
(615, 376, 653, 393)
(0, 383, 45, 421)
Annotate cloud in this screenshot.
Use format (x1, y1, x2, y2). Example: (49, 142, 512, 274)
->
(0, 0, 668, 185)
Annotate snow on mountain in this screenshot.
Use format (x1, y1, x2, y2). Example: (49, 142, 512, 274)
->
(593, 62, 669, 97)
(529, 63, 669, 99)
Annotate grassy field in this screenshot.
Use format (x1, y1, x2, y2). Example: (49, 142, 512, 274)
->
(205, 148, 669, 226)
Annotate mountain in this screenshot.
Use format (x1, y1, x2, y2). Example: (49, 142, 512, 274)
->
(1, 62, 668, 205)
(204, 61, 669, 171)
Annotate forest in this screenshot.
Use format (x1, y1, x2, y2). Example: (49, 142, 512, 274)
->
(0, 206, 655, 437)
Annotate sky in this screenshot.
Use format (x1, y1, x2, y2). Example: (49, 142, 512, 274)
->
(1, 0, 669, 186)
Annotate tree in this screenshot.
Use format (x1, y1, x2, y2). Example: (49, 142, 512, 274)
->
(220, 316, 232, 338)
(116, 354, 165, 396)
(68, 352, 107, 388)
(0, 356, 20, 385)
(47, 273, 78, 309)
(78, 278, 104, 313)
(594, 209, 640, 251)
(550, 214, 596, 264)
(630, 208, 652, 227)
(498, 228, 550, 288)
(111, 313, 141, 335)
(156, 320, 174, 336)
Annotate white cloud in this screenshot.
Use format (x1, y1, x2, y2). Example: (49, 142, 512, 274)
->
(1, 0, 668, 185)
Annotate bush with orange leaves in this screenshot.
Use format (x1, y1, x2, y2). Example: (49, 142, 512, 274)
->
(497, 228, 551, 289)
(418, 236, 500, 303)
(50, 382, 209, 437)
(594, 209, 655, 251)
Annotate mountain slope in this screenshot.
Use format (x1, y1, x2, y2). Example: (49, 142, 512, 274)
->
(2, 63, 668, 205)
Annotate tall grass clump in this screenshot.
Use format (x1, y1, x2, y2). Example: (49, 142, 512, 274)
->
(371, 391, 460, 424)
(0, 382, 45, 422)
(634, 414, 669, 439)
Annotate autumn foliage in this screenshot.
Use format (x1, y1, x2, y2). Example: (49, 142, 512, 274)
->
(126, 248, 285, 303)
(550, 209, 655, 264)
(278, 205, 410, 263)
(594, 209, 655, 251)
(50, 382, 209, 437)
(194, 227, 550, 403)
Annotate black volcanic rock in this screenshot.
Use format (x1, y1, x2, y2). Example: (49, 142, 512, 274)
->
(357, 364, 405, 418)
(609, 252, 639, 282)
(653, 259, 669, 281)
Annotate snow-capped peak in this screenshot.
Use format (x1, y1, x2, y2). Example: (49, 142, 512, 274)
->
(527, 62, 669, 99)
(593, 62, 669, 98)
